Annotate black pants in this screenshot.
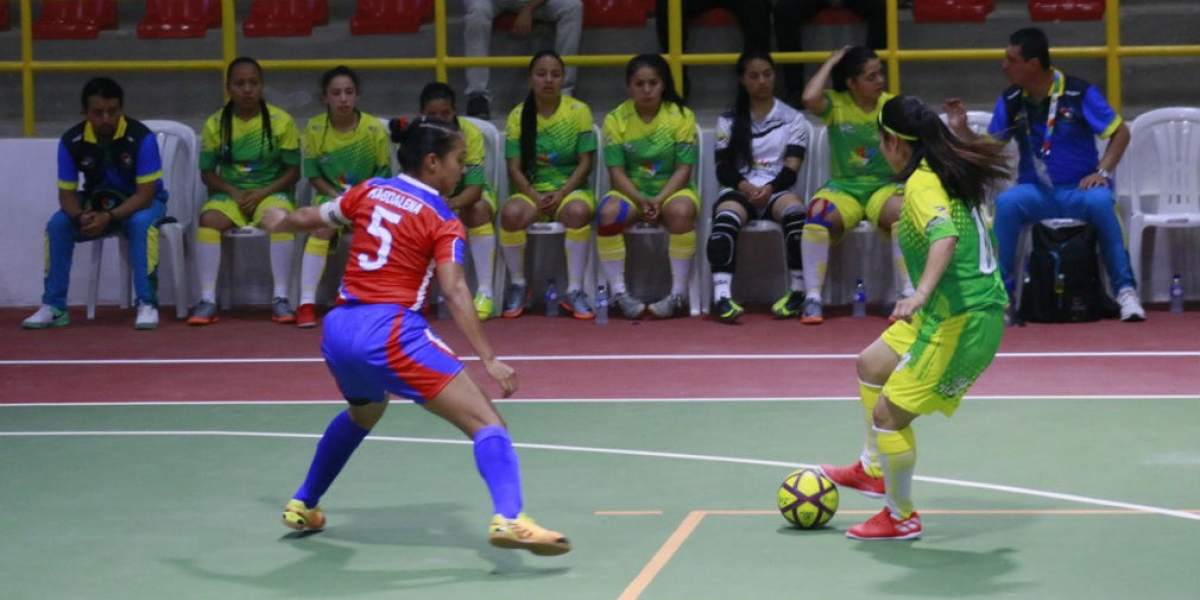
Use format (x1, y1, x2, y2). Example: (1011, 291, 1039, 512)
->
(773, 0, 887, 98)
(655, 0, 773, 99)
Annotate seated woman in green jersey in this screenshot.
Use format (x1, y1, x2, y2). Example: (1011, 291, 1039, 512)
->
(799, 46, 915, 325)
(189, 57, 302, 326)
(598, 54, 700, 320)
(498, 51, 598, 320)
(418, 82, 500, 321)
(819, 96, 1011, 541)
(297, 66, 392, 329)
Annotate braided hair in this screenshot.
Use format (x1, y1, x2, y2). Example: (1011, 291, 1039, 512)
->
(519, 50, 565, 184)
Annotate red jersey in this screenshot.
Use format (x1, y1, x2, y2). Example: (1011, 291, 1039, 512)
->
(320, 174, 465, 309)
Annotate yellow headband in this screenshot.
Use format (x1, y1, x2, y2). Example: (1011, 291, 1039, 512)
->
(878, 112, 918, 141)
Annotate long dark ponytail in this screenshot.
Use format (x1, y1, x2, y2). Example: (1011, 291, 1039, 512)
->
(520, 50, 564, 184)
(728, 49, 774, 171)
(220, 56, 273, 164)
(878, 95, 1011, 208)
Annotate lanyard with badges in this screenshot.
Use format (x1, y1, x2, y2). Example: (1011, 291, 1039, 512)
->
(1022, 70, 1061, 187)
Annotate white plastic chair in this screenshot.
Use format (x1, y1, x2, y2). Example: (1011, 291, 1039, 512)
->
(87, 119, 197, 320)
(1126, 107, 1200, 292)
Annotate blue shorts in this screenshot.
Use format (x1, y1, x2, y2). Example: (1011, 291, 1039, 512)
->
(321, 303, 464, 404)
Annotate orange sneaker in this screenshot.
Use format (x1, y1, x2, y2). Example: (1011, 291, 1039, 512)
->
(282, 499, 325, 531)
(488, 513, 571, 556)
(295, 303, 317, 328)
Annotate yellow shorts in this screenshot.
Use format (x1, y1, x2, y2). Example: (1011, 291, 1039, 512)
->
(201, 192, 295, 228)
(879, 307, 1005, 417)
(811, 184, 901, 230)
(599, 188, 701, 214)
(509, 188, 595, 221)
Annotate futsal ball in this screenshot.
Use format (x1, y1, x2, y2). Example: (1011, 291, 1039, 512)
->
(777, 468, 839, 529)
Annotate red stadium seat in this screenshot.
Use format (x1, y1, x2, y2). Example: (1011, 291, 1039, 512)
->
(583, 0, 648, 29)
(32, 1, 118, 40)
(350, 1, 423, 35)
(1028, 0, 1104, 21)
(912, 0, 993, 23)
(138, 1, 218, 39)
(0, 3, 10, 33)
(243, 0, 327, 37)
(809, 7, 865, 26)
(691, 7, 735, 27)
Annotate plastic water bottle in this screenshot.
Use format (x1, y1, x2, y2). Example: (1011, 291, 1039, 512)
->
(852, 279, 867, 318)
(436, 293, 450, 319)
(1170, 273, 1185, 314)
(544, 278, 560, 317)
(595, 285, 609, 325)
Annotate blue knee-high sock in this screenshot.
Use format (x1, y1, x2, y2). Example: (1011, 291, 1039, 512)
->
(295, 410, 370, 508)
(473, 425, 523, 519)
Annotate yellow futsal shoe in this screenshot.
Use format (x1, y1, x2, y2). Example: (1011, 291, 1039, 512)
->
(488, 513, 571, 556)
(282, 499, 325, 531)
(474, 292, 494, 321)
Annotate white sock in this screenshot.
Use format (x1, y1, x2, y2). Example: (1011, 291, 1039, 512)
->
(601, 259, 627, 295)
(670, 257, 692, 296)
(469, 233, 495, 297)
(299, 252, 326, 306)
(270, 240, 294, 300)
(565, 238, 589, 292)
(713, 272, 733, 300)
(196, 239, 222, 303)
(501, 242, 525, 285)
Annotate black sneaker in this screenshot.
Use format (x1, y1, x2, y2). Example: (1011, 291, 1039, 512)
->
(466, 94, 490, 119)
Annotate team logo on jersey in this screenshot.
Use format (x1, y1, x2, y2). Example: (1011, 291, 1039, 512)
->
(936, 377, 972, 399)
(120, 152, 133, 168)
(80, 155, 96, 170)
(639, 160, 661, 178)
(852, 145, 877, 166)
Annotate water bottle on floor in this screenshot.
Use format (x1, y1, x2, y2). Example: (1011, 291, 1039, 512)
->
(852, 279, 867, 319)
(1170, 274, 1185, 314)
(595, 284, 609, 325)
(545, 278, 560, 317)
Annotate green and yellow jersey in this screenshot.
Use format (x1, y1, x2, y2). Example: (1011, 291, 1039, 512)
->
(602, 100, 697, 198)
(301, 111, 391, 196)
(455, 116, 492, 198)
(504, 95, 597, 192)
(200, 103, 301, 190)
(897, 162, 1008, 317)
(817, 90, 895, 199)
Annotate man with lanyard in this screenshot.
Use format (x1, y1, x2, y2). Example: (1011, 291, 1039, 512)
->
(945, 27, 1145, 322)
(21, 77, 168, 330)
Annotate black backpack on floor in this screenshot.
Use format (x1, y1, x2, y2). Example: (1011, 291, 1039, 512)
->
(1018, 219, 1119, 323)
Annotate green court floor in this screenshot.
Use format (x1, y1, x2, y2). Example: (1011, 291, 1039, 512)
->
(2, 398, 1197, 600)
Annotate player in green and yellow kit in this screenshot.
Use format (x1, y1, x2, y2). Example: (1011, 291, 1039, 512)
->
(419, 82, 501, 321)
(598, 54, 699, 320)
(296, 66, 392, 328)
(190, 57, 301, 326)
(800, 46, 914, 324)
(499, 51, 598, 320)
(819, 95, 1012, 540)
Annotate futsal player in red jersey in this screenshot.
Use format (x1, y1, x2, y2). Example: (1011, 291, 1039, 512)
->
(261, 116, 570, 556)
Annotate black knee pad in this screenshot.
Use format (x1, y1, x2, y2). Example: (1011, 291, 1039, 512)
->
(707, 210, 743, 272)
(782, 208, 806, 270)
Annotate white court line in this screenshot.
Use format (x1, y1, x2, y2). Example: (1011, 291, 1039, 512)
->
(1, 395, 1198, 407)
(0, 350, 1197, 366)
(2, 429, 1198, 522)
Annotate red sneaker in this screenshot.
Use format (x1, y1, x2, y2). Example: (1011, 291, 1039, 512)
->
(819, 462, 885, 498)
(846, 508, 922, 540)
(296, 303, 317, 329)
